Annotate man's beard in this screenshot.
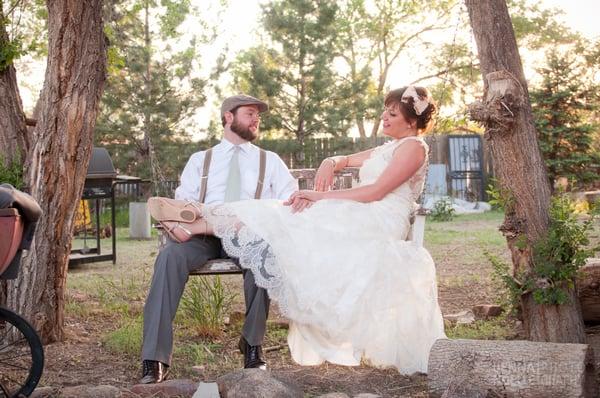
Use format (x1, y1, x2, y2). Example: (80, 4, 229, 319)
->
(230, 118, 258, 141)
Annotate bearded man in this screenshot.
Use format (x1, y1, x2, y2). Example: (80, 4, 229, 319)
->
(139, 95, 297, 383)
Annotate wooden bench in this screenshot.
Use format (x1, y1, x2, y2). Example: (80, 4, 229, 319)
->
(157, 168, 426, 275)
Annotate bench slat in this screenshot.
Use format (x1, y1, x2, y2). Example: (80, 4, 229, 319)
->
(189, 259, 242, 275)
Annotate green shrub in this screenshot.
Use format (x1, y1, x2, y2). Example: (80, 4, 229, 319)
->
(429, 198, 455, 222)
(0, 155, 24, 189)
(531, 195, 599, 304)
(178, 276, 237, 338)
(486, 194, 600, 306)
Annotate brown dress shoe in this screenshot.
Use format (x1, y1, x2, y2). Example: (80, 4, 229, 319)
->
(238, 337, 267, 370)
(140, 360, 169, 384)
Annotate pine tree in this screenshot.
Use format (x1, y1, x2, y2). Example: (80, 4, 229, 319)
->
(530, 49, 599, 190)
(231, 0, 350, 159)
(96, 0, 209, 182)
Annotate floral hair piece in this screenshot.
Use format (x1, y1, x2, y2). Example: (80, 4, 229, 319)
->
(401, 86, 429, 116)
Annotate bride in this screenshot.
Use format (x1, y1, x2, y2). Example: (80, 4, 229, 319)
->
(149, 86, 446, 374)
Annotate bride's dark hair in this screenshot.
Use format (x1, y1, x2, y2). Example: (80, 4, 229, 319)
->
(384, 86, 437, 134)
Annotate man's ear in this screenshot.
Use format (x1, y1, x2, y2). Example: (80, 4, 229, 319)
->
(224, 111, 234, 125)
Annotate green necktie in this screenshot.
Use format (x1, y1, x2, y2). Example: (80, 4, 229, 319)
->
(224, 146, 241, 202)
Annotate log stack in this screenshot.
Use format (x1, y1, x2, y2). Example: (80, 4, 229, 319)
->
(578, 259, 600, 324)
(428, 339, 597, 397)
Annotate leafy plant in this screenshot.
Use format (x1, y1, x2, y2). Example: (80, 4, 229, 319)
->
(179, 276, 237, 338)
(429, 198, 455, 222)
(0, 154, 24, 189)
(485, 250, 525, 315)
(487, 194, 600, 306)
(530, 195, 600, 304)
(485, 178, 514, 212)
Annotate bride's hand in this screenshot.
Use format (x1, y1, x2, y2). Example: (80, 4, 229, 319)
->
(285, 190, 324, 204)
(284, 190, 324, 212)
(289, 197, 314, 213)
(314, 159, 335, 192)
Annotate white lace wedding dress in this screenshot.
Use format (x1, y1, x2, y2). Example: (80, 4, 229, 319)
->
(202, 136, 446, 374)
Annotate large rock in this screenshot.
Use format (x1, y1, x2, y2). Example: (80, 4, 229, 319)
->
(471, 304, 502, 320)
(59, 385, 121, 398)
(129, 379, 198, 397)
(443, 310, 475, 325)
(217, 369, 302, 398)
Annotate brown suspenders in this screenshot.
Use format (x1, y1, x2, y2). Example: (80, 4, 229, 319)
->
(198, 147, 266, 203)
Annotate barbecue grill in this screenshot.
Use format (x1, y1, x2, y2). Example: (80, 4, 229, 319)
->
(68, 147, 117, 266)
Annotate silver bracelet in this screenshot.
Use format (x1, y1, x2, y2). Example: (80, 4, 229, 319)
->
(324, 158, 336, 168)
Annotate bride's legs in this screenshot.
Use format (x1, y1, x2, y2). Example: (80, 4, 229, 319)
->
(148, 197, 214, 243)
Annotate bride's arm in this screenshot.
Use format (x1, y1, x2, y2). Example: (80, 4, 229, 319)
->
(289, 140, 425, 204)
(314, 147, 376, 191)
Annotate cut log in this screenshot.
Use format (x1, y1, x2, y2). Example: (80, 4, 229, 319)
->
(428, 339, 597, 398)
(578, 260, 600, 323)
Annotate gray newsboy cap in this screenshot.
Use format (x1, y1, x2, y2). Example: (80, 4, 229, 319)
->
(220, 94, 269, 117)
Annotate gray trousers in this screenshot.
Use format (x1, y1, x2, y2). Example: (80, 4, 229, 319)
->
(141, 235, 270, 366)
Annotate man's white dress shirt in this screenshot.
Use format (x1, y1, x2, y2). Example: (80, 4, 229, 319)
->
(175, 138, 297, 204)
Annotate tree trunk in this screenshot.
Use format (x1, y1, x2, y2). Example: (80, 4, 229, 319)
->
(0, 8, 29, 166)
(4, 0, 107, 343)
(578, 260, 600, 323)
(465, 0, 585, 343)
(428, 339, 597, 398)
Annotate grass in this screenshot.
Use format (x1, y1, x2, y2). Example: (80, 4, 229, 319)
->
(62, 208, 518, 387)
(445, 316, 517, 340)
(103, 316, 144, 356)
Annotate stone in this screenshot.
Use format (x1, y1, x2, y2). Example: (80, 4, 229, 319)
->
(471, 304, 503, 320)
(443, 310, 475, 325)
(193, 382, 220, 398)
(353, 394, 382, 398)
(584, 190, 600, 205)
(130, 379, 198, 397)
(217, 369, 302, 398)
(316, 394, 350, 398)
(59, 385, 121, 398)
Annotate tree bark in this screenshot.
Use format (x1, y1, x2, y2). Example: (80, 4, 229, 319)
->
(577, 260, 600, 324)
(0, 7, 29, 166)
(428, 339, 597, 398)
(465, 0, 585, 343)
(4, 0, 107, 343)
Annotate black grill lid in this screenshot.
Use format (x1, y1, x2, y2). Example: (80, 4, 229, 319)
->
(86, 148, 117, 180)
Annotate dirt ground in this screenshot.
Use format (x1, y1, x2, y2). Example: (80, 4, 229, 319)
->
(34, 213, 517, 397)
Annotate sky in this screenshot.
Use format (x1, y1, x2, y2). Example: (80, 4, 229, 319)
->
(14, 0, 600, 139)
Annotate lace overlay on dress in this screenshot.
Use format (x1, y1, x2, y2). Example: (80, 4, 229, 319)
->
(204, 136, 430, 321)
(202, 205, 291, 316)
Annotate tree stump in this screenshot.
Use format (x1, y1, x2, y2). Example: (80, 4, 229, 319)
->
(428, 339, 597, 397)
(578, 260, 600, 323)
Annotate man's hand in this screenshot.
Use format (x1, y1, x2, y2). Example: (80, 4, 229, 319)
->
(283, 190, 324, 213)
